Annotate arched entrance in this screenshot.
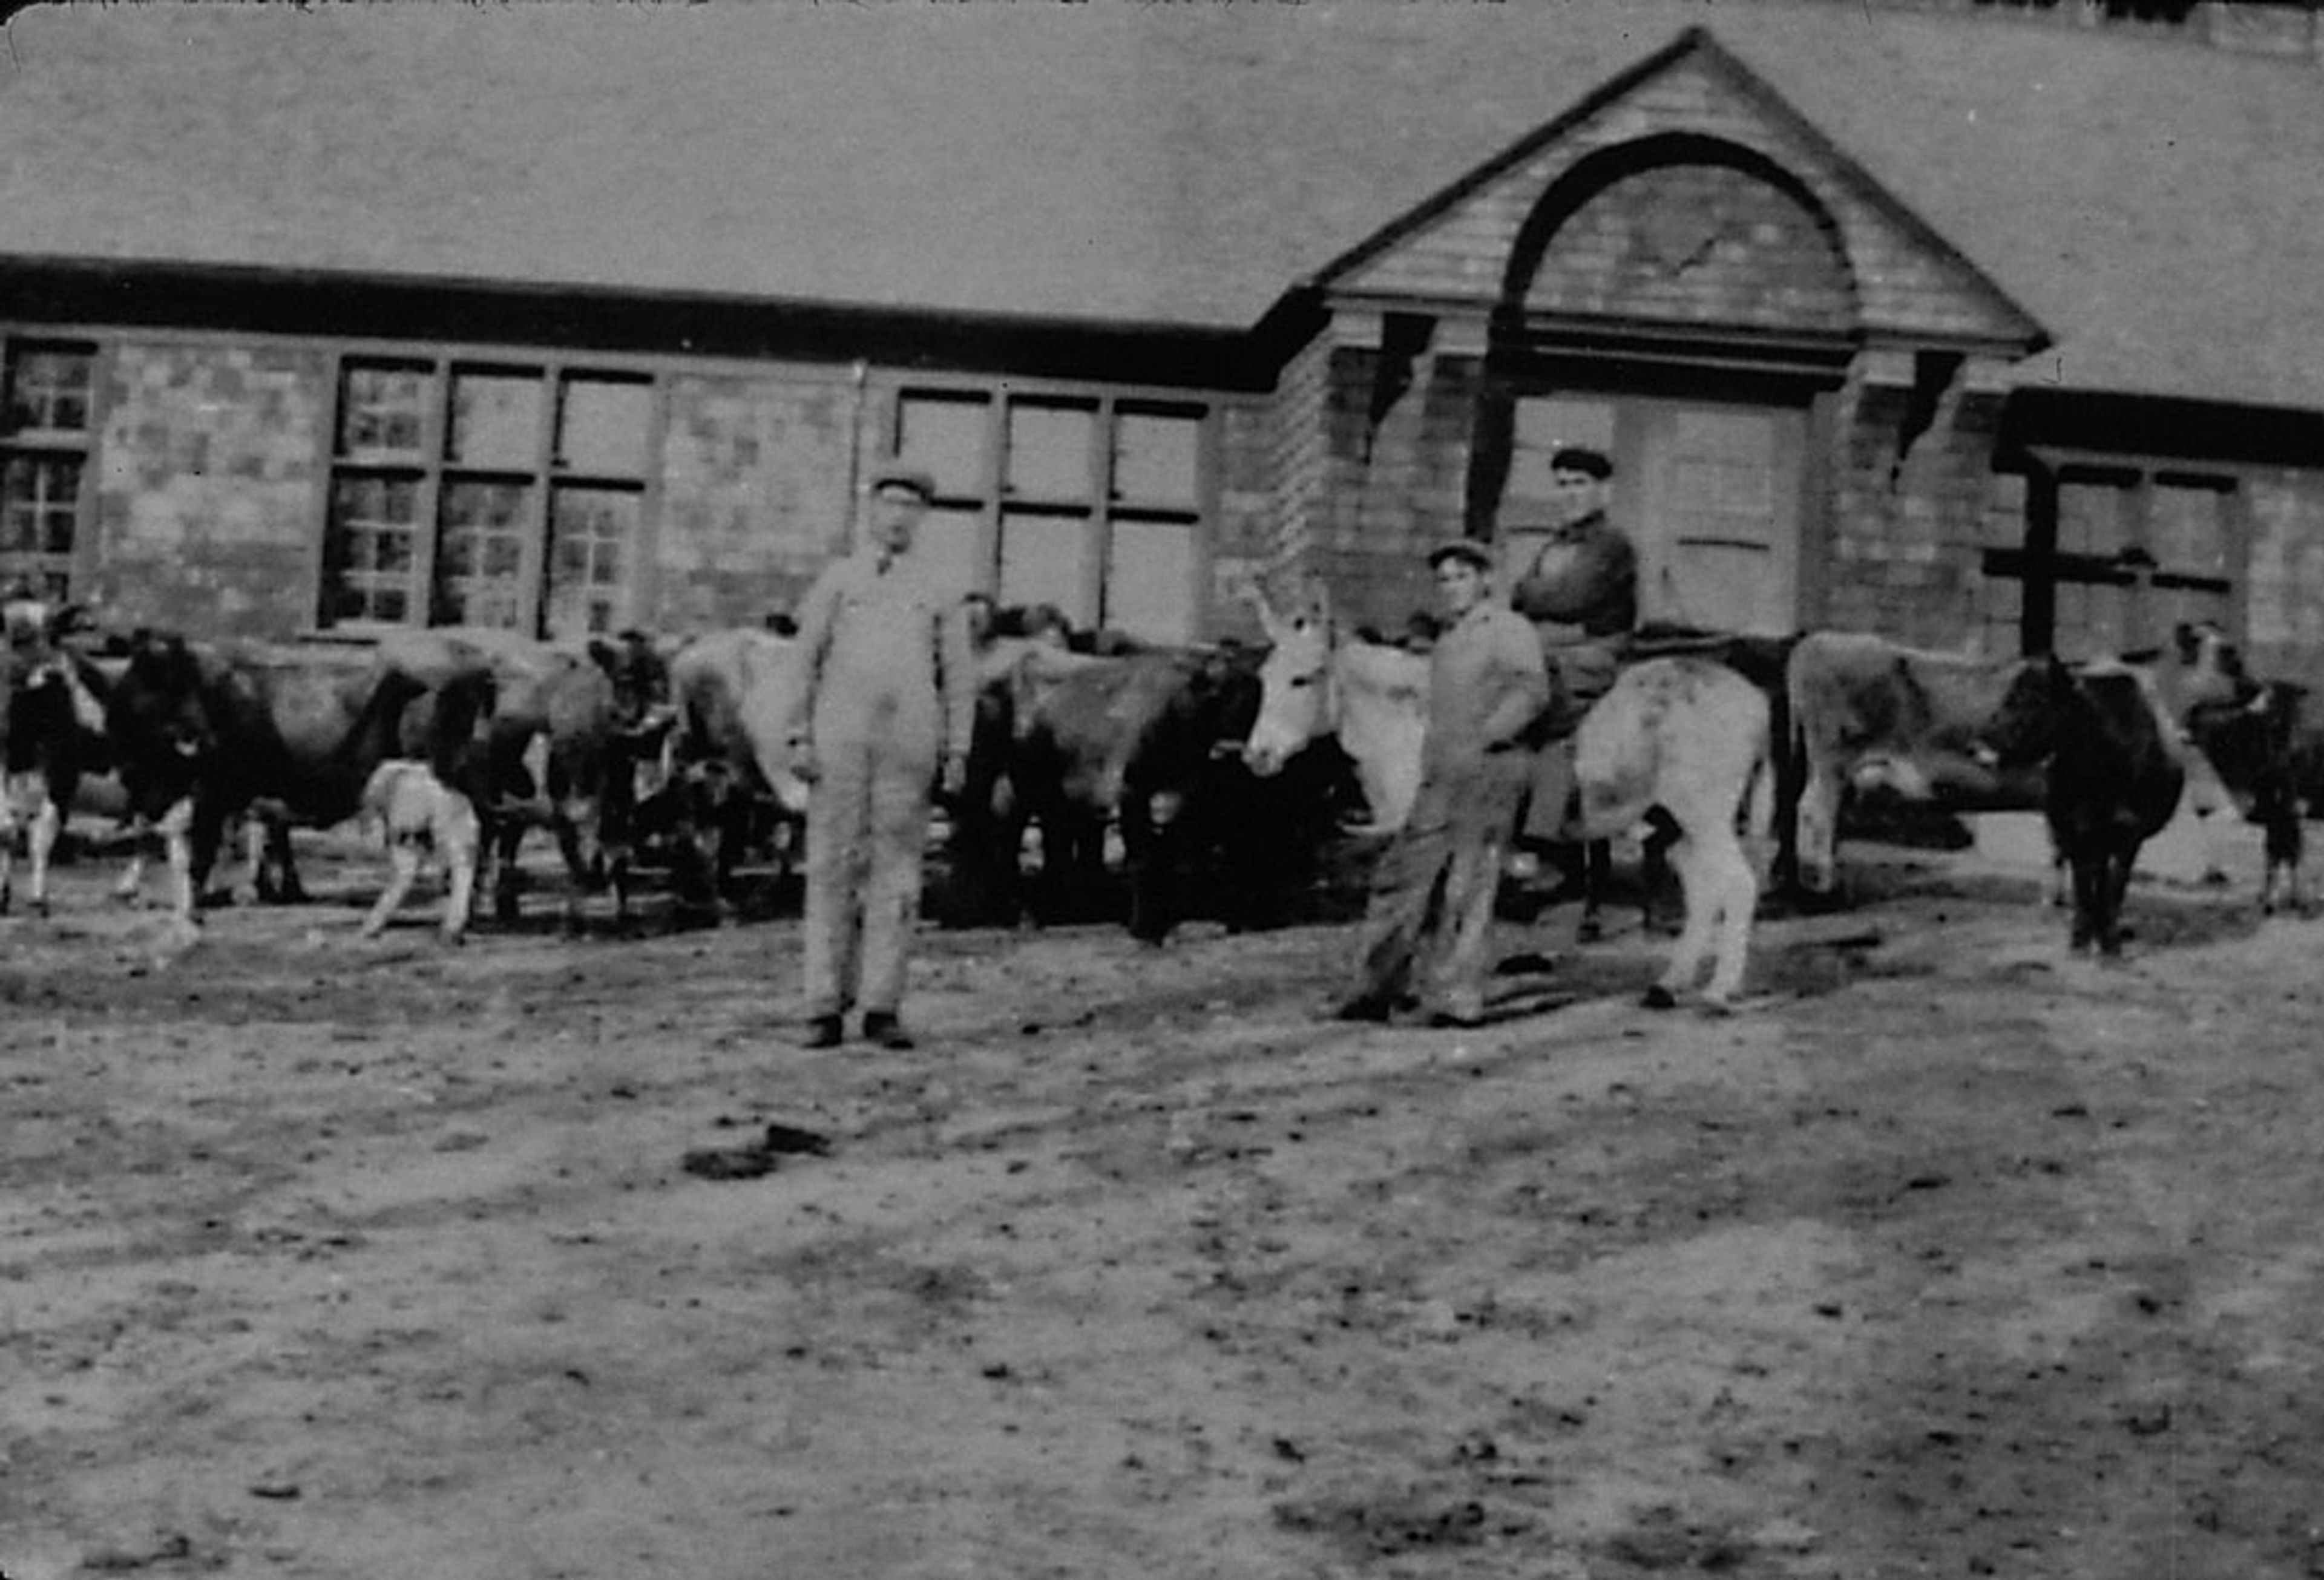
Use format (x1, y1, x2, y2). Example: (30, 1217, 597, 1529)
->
(1470, 134, 1858, 634)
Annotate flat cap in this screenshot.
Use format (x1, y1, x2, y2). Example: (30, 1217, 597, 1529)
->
(1426, 538, 1495, 573)
(867, 461, 937, 500)
(1549, 445, 1613, 479)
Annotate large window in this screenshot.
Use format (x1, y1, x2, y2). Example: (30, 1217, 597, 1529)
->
(323, 359, 653, 637)
(1, 340, 97, 601)
(1980, 462, 2237, 660)
(890, 385, 1210, 644)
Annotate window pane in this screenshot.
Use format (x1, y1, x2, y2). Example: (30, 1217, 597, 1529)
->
(896, 392, 988, 499)
(545, 484, 637, 640)
(1112, 408, 1201, 509)
(905, 504, 985, 600)
(437, 479, 532, 630)
(1105, 517, 1196, 644)
(447, 370, 542, 470)
(1005, 401, 1095, 503)
(323, 470, 421, 626)
(558, 375, 651, 477)
(998, 511, 1091, 628)
(4, 343, 96, 434)
(338, 362, 432, 457)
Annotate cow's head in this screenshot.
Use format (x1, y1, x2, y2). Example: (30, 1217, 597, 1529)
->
(1983, 655, 2078, 769)
(1241, 582, 1338, 778)
(108, 629, 217, 818)
(587, 629, 675, 739)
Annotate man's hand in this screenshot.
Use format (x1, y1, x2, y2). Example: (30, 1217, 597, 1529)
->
(788, 738, 820, 786)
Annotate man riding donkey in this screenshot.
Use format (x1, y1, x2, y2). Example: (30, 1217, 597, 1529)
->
(1506, 445, 1641, 921)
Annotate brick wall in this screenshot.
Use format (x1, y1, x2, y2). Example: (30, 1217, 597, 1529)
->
(94, 341, 331, 640)
(654, 366, 858, 632)
(1817, 358, 2007, 649)
(1207, 395, 1275, 641)
(2242, 470, 2324, 686)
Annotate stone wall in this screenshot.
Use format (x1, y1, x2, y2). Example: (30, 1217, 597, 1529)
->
(93, 341, 330, 639)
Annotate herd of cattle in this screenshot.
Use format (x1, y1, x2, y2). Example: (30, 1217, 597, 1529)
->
(1, 590, 2317, 1006)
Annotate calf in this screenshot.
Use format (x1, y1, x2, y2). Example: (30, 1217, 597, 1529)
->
(355, 666, 497, 941)
(1985, 657, 2184, 956)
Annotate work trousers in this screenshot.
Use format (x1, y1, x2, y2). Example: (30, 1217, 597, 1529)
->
(801, 728, 934, 1021)
(1523, 639, 1623, 842)
(1351, 755, 1527, 1022)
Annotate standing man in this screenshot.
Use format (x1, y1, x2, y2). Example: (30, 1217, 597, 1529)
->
(784, 461, 976, 1050)
(1335, 539, 1550, 1028)
(1508, 444, 1639, 856)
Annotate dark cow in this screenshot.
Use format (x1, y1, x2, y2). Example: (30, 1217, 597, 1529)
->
(0, 600, 112, 916)
(1984, 657, 2185, 956)
(968, 640, 1314, 943)
(103, 631, 446, 931)
(2182, 680, 2314, 913)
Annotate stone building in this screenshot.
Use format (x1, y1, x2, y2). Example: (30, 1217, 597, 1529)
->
(2, 2, 2322, 675)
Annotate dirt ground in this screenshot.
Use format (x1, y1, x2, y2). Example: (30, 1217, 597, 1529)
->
(4, 829, 2324, 1580)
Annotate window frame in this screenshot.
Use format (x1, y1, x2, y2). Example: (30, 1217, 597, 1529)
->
(0, 337, 103, 602)
(1988, 450, 2247, 657)
(884, 375, 1218, 644)
(320, 349, 665, 640)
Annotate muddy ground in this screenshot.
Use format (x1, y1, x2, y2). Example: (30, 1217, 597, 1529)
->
(3, 830, 2323, 1580)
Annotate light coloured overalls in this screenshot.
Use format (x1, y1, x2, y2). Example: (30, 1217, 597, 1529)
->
(786, 549, 974, 1023)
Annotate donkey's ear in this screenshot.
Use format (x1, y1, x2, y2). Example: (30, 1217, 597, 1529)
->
(1240, 576, 1288, 643)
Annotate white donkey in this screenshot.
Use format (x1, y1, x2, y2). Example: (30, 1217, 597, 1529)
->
(1242, 583, 1775, 1009)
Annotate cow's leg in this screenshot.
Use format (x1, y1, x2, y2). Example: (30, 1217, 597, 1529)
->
(156, 795, 206, 933)
(362, 842, 422, 938)
(1574, 839, 1609, 943)
(441, 798, 480, 943)
(1792, 761, 1842, 897)
(488, 815, 528, 923)
(25, 786, 60, 919)
(0, 792, 17, 916)
(1124, 790, 1184, 945)
(2066, 847, 2099, 952)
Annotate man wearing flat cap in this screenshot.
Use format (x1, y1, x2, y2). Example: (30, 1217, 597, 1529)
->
(1508, 444, 1638, 858)
(1335, 535, 1548, 1028)
(781, 459, 976, 1050)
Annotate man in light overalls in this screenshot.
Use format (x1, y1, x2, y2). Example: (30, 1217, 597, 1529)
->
(784, 462, 975, 1050)
(1334, 539, 1550, 1028)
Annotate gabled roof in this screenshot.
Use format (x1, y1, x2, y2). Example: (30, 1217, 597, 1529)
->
(1, 2, 2320, 410)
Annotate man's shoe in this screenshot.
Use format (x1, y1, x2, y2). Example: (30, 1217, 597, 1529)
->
(861, 1011, 916, 1051)
(1331, 991, 1394, 1024)
(1426, 1009, 1486, 1031)
(801, 1014, 844, 1050)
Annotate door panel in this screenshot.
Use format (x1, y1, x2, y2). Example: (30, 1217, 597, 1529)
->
(1633, 404, 1800, 635)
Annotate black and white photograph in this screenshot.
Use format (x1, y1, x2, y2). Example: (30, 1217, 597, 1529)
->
(4, 1, 2324, 1575)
